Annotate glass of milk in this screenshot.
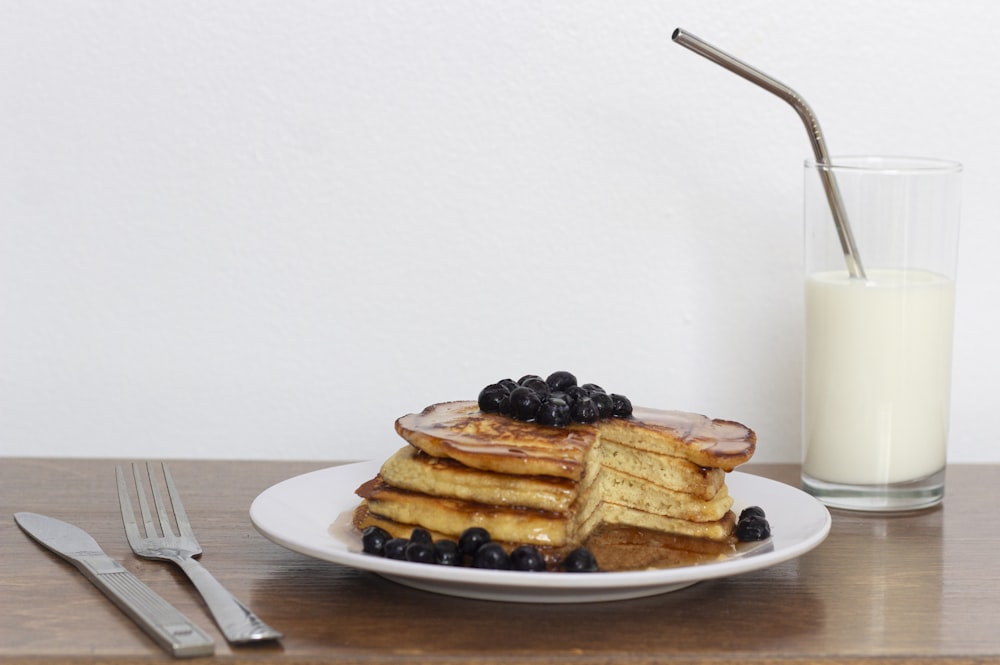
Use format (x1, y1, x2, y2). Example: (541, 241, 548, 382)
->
(802, 156, 962, 511)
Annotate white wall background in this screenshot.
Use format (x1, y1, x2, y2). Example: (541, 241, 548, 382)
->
(2, 1, 997, 464)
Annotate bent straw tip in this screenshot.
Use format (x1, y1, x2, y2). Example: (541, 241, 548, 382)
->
(671, 27, 682, 41)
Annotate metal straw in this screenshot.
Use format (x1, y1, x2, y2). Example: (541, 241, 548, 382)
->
(671, 28, 866, 280)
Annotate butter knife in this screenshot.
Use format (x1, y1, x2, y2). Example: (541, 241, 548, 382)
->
(14, 512, 215, 658)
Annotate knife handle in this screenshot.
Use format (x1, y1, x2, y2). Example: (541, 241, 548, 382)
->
(75, 557, 215, 658)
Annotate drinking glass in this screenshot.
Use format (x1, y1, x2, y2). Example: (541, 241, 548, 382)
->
(801, 156, 962, 511)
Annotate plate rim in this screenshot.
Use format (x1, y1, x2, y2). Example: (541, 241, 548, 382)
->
(250, 460, 831, 596)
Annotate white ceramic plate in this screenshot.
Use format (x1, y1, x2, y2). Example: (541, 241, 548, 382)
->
(250, 461, 831, 603)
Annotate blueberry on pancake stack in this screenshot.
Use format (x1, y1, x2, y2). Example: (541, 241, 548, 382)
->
(353, 372, 756, 570)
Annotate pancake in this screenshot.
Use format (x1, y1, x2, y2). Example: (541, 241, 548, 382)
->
(395, 401, 598, 480)
(357, 480, 571, 547)
(357, 483, 736, 548)
(360, 450, 735, 549)
(352, 503, 739, 570)
(352, 503, 570, 569)
(396, 401, 755, 479)
(379, 446, 577, 513)
(355, 398, 756, 570)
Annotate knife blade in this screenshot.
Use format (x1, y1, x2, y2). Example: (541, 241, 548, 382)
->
(14, 511, 214, 658)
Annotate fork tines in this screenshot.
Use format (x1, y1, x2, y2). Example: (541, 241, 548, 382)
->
(116, 462, 197, 547)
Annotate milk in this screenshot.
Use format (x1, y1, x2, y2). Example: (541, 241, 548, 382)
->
(803, 269, 955, 486)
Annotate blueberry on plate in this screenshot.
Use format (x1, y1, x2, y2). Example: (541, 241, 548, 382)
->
(458, 527, 491, 556)
(383, 537, 409, 560)
(509, 545, 546, 572)
(562, 547, 599, 572)
(472, 542, 510, 570)
(404, 540, 435, 564)
(409, 527, 433, 545)
(736, 514, 771, 542)
(434, 540, 462, 566)
(361, 526, 391, 556)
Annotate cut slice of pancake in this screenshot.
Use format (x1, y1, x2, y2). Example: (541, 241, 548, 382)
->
(599, 439, 725, 501)
(579, 466, 733, 524)
(576, 500, 737, 543)
(598, 406, 755, 472)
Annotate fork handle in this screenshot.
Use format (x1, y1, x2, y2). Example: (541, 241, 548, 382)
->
(173, 555, 283, 643)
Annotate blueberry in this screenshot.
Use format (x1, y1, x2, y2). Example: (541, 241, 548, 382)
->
(546, 371, 577, 392)
(536, 398, 571, 427)
(735, 516, 771, 542)
(498, 378, 518, 393)
(472, 542, 510, 570)
(410, 527, 433, 546)
(571, 396, 600, 423)
(498, 394, 512, 416)
(562, 547, 599, 572)
(581, 383, 605, 394)
(508, 386, 542, 421)
(478, 383, 509, 413)
(458, 527, 491, 556)
(590, 391, 614, 418)
(611, 393, 633, 418)
(404, 540, 435, 564)
(519, 377, 550, 398)
(434, 540, 462, 566)
(509, 545, 546, 572)
(384, 537, 409, 560)
(564, 385, 589, 404)
(361, 526, 391, 556)
(739, 506, 766, 522)
(517, 374, 544, 386)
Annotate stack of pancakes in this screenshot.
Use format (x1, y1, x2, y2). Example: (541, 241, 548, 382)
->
(353, 401, 756, 568)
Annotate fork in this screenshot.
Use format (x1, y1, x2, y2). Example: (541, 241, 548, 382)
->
(116, 462, 283, 643)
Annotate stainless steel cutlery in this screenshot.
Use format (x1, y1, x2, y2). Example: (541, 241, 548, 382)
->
(14, 511, 215, 658)
(15, 461, 281, 654)
(116, 462, 283, 644)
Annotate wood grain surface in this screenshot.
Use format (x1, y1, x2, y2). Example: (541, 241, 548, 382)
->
(1, 458, 998, 664)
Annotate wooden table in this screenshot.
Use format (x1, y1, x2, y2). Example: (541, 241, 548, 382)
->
(2, 458, 998, 664)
